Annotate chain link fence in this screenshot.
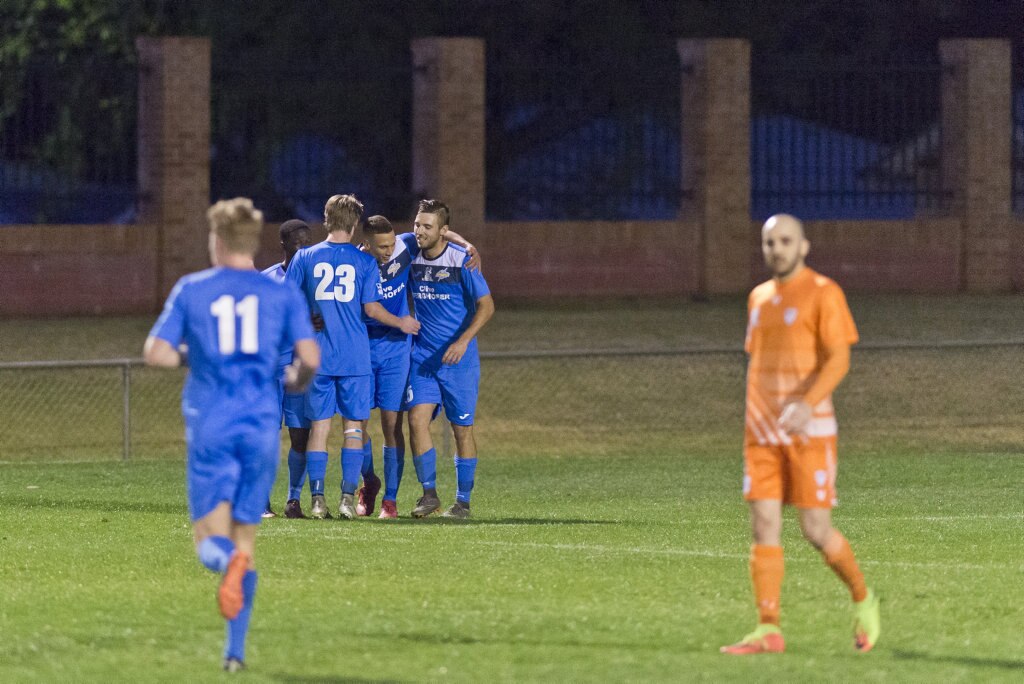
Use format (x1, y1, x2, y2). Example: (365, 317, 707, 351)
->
(1, 342, 1022, 463)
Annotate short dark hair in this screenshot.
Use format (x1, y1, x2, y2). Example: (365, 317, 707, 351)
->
(364, 215, 394, 235)
(417, 199, 450, 228)
(279, 218, 310, 242)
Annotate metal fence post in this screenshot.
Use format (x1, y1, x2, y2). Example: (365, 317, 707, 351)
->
(122, 361, 132, 461)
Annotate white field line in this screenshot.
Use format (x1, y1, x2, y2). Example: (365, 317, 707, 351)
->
(256, 527, 1018, 571)
(462, 540, 1014, 571)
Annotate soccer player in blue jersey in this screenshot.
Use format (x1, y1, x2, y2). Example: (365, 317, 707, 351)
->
(406, 199, 494, 519)
(357, 215, 481, 518)
(143, 198, 319, 673)
(286, 194, 420, 520)
(261, 219, 316, 519)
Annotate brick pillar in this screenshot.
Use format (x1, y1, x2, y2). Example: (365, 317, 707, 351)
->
(137, 36, 211, 301)
(678, 39, 751, 296)
(411, 38, 486, 245)
(940, 39, 1013, 292)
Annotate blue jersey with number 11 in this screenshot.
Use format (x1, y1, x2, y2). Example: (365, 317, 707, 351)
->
(149, 267, 313, 421)
(287, 241, 382, 376)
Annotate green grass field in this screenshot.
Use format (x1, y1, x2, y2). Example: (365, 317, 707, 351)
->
(1, 296, 1023, 681)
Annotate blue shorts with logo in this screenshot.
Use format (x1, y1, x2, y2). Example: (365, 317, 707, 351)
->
(306, 374, 372, 421)
(406, 358, 479, 426)
(371, 351, 411, 412)
(185, 409, 279, 526)
(276, 378, 311, 429)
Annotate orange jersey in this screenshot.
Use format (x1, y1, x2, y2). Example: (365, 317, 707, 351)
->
(744, 267, 858, 447)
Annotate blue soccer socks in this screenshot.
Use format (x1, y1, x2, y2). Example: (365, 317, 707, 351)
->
(382, 445, 404, 502)
(362, 439, 375, 478)
(287, 448, 307, 501)
(197, 536, 234, 574)
(224, 569, 257, 661)
(306, 451, 328, 496)
(454, 455, 478, 504)
(341, 448, 363, 495)
(413, 448, 437, 490)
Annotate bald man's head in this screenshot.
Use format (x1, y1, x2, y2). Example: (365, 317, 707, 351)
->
(761, 213, 809, 281)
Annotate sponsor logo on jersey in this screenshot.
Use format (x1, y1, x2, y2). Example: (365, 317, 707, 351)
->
(436, 268, 451, 280)
(387, 260, 401, 277)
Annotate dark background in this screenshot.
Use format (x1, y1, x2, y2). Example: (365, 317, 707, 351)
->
(2, 0, 1023, 223)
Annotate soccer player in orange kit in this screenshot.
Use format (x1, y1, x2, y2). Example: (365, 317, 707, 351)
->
(721, 214, 880, 655)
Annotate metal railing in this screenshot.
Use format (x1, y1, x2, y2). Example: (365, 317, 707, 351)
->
(751, 57, 949, 220)
(1012, 47, 1024, 214)
(0, 57, 137, 224)
(210, 64, 415, 222)
(486, 47, 683, 220)
(3, 339, 1022, 463)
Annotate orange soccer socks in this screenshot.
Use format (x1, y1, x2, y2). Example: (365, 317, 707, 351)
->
(822, 530, 867, 603)
(750, 544, 784, 625)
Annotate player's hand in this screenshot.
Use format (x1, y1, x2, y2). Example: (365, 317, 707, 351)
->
(283, 363, 309, 393)
(310, 312, 325, 332)
(777, 400, 813, 435)
(442, 339, 468, 365)
(465, 244, 482, 271)
(399, 315, 420, 335)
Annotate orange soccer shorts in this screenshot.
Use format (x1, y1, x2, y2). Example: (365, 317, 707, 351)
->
(743, 435, 838, 508)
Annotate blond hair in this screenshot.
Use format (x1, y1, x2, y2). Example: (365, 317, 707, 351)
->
(323, 194, 364, 234)
(206, 197, 264, 255)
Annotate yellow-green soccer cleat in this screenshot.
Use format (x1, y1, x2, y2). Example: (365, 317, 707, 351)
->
(853, 588, 881, 652)
(720, 623, 785, 655)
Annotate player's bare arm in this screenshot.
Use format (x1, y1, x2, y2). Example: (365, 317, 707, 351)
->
(143, 336, 182, 367)
(363, 301, 421, 335)
(284, 338, 320, 393)
(777, 343, 851, 434)
(442, 294, 495, 365)
(444, 230, 481, 271)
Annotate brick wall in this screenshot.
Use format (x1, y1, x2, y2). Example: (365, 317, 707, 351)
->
(0, 225, 158, 316)
(482, 221, 698, 298)
(773, 219, 963, 292)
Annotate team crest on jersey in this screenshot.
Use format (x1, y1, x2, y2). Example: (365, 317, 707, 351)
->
(387, 260, 401, 277)
(422, 267, 434, 282)
(784, 307, 798, 325)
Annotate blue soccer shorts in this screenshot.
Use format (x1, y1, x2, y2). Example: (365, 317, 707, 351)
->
(185, 412, 279, 526)
(372, 351, 411, 412)
(306, 374, 372, 421)
(406, 358, 480, 426)
(276, 378, 311, 429)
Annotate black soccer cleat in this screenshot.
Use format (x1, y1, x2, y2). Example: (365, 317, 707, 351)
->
(411, 492, 442, 518)
(284, 498, 306, 519)
(441, 500, 471, 520)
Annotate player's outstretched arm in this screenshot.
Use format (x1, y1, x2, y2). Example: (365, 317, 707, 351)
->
(364, 301, 421, 335)
(143, 336, 182, 368)
(284, 338, 320, 393)
(442, 294, 495, 365)
(777, 344, 851, 434)
(445, 231, 481, 271)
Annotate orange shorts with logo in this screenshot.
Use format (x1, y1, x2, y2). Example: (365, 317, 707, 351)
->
(743, 435, 838, 508)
